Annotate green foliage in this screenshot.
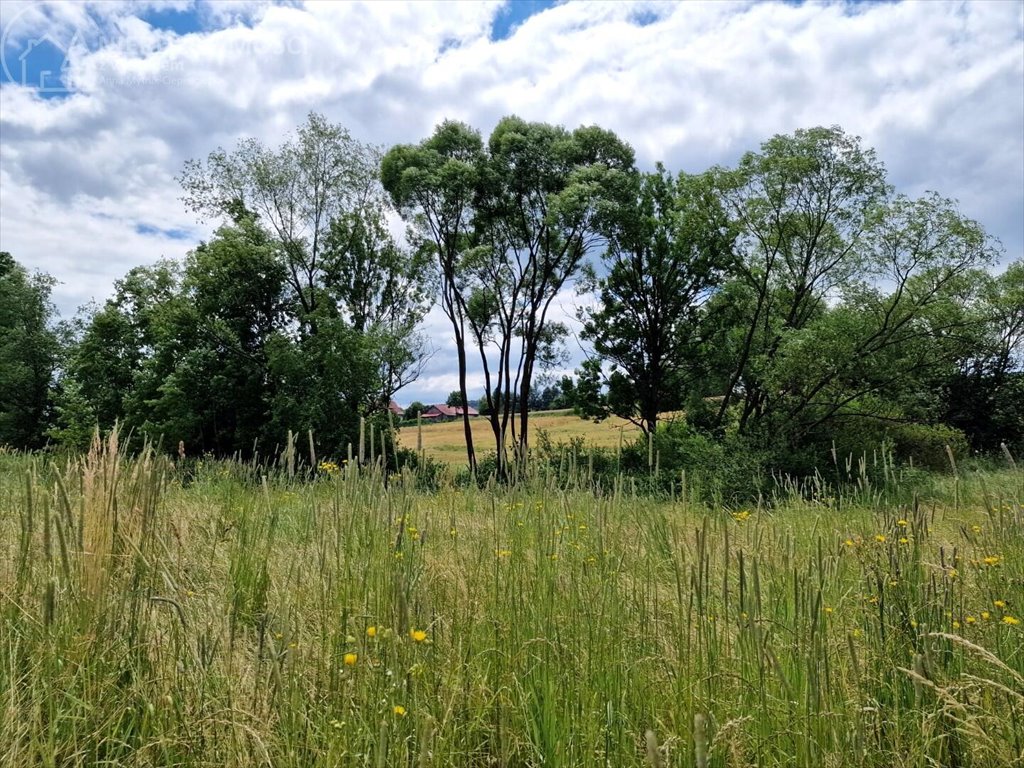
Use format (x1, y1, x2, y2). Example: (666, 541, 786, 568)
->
(386, 116, 636, 476)
(579, 166, 736, 434)
(9, 119, 1018, 494)
(0, 252, 62, 449)
(382, 120, 487, 472)
(942, 260, 1024, 452)
(618, 421, 769, 503)
(403, 401, 426, 420)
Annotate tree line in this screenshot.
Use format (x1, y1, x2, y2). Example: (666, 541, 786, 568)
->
(1, 114, 1020, 481)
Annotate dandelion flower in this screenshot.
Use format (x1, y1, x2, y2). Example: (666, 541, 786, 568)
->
(982, 556, 1001, 566)
(994, 600, 1006, 609)
(410, 629, 427, 643)
(897, 519, 908, 527)
(971, 525, 981, 533)
(393, 705, 406, 716)
(875, 534, 886, 543)
(981, 611, 991, 620)
(965, 616, 976, 624)
(343, 653, 358, 666)
(1003, 616, 1020, 626)
(952, 621, 961, 629)
(366, 626, 377, 638)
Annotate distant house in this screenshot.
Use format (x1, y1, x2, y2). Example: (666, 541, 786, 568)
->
(420, 403, 479, 421)
(388, 400, 405, 418)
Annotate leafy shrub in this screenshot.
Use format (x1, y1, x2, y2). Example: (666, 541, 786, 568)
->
(884, 422, 968, 471)
(619, 421, 769, 503)
(393, 447, 447, 491)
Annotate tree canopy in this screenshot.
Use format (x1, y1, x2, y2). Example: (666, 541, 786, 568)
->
(2, 119, 1019, 483)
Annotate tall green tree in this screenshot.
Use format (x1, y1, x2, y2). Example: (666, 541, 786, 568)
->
(322, 205, 434, 406)
(713, 190, 1000, 457)
(466, 117, 634, 474)
(179, 113, 379, 328)
(179, 114, 432, 454)
(66, 260, 181, 438)
(579, 167, 735, 435)
(382, 120, 486, 472)
(147, 217, 287, 454)
(942, 259, 1024, 451)
(0, 252, 62, 449)
(710, 126, 891, 433)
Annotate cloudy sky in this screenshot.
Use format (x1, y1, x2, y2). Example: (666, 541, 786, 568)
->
(1, 0, 1022, 405)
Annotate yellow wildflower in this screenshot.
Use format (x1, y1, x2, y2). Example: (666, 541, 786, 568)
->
(981, 611, 991, 620)
(875, 534, 886, 543)
(410, 629, 427, 643)
(971, 525, 981, 533)
(982, 556, 1001, 566)
(965, 616, 976, 624)
(994, 600, 1006, 608)
(898, 537, 909, 545)
(393, 705, 406, 716)
(952, 621, 961, 629)
(897, 519, 908, 527)
(366, 626, 377, 638)
(1003, 616, 1020, 626)
(343, 653, 358, 666)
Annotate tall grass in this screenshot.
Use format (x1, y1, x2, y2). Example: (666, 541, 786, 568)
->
(1, 434, 1021, 766)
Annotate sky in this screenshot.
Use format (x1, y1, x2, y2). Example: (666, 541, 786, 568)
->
(1, 0, 1022, 406)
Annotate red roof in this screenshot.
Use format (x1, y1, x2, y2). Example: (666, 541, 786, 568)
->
(422, 403, 479, 418)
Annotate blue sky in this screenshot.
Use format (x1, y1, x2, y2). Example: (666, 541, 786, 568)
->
(1, 0, 1022, 405)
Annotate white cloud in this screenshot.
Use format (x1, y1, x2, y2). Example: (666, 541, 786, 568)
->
(1, 0, 1021, 404)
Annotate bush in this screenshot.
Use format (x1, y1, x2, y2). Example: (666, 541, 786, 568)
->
(393, 447, 447, 491)
(619, 420, 769, 504)
(884, 422, 968, 471)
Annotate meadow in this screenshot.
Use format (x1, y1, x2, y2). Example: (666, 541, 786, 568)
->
(398, 410, 642, 467)
(1, 433, 1022, 767)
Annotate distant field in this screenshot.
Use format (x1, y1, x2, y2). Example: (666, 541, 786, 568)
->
(399, 408, 642, 465)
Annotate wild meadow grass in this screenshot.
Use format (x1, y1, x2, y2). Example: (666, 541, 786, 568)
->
(1, 434, 1022, 767)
